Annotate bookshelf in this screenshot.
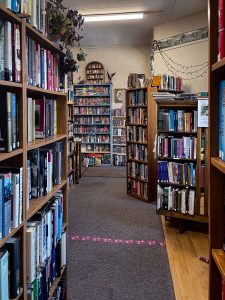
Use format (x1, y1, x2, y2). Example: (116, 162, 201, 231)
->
(67, 102, 75, 189)
(74, 83, 112, 166)
(208, 0, 225, 299)
(112, 109, 126, 166)
(0, 4, 68, 299)
(155, 100, 208, 224)
(126, 86, 157, 202)
(86, 61, 105, 84)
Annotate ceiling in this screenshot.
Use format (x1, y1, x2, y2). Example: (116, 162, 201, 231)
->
(64, 0, 207, 47)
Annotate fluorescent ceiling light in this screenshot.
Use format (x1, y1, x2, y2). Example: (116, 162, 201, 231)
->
(84, 13, 144, 22)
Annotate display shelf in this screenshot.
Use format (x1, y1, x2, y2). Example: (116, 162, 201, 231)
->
(27, 85, 67, 98)
(158, 210, 208, 223)
(127, 158, 148, 164)
(157, 156, 197, 162)
(27, 134, 67, 151)
(127, 175, 148, 183)
(0, 149, 23, 162)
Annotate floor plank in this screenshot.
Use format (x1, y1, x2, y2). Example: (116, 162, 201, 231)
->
(162, 216, 209, 300)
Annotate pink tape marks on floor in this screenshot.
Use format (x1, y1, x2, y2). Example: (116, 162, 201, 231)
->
(69, 235, 166, 247)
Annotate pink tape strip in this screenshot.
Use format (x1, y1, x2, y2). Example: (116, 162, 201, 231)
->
(69, 235, 166, 247)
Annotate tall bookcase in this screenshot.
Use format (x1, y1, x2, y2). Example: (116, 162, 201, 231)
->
(126, 86, 157, 202)
(208, 0, 225, 299)
(74, 83, 112, 166)
(0, 4, 68, 299)
(112, 110, 126, 166)
(67, 102, 75, 189)
(155, 99, 208, 224)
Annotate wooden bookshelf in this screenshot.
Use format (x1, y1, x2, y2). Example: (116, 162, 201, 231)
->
(209, 1, 225, 299)
(155, 100, 208, 224)
(0, 5, 68, 299)
(86, 61, 105, 84)
(112, 113, 126, 166)
(126, 86, 157, 202)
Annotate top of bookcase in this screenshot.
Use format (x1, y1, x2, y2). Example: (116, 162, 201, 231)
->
(75, 83, 111, 86)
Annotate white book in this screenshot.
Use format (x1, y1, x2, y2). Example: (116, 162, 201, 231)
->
(46, 210, 52, 258)
(31, 0, 37, 28)
(11, 173, 20, 228)
(27, 226, 36, 283)
(157, 185, 163, 210)
(168, 186, 173, 210)
(32, 100, 35, 141)
(188, 190, 195, 216)
(27, 97, 33, 143)
(15, 26, 21, 82)
(61, 231, 67, 267)
(18, 167, 23, 225)
(4, 22, 12, 81)
(27, 160, 31, 211)
(181, 189, 186, 214)
(0, 250, 9, 300)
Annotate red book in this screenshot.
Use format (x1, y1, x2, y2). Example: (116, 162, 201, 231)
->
(35, 98, 46, 138)
(219, 0, 225, 60)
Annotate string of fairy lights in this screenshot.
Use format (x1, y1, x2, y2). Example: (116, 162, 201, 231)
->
(151, 40, 208, 80)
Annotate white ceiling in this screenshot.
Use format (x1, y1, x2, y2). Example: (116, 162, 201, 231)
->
(64, 0, 207, 47)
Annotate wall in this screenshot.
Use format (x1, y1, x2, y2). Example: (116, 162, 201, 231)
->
(153, 11, 208, 93)
(72, 46, 150, 108)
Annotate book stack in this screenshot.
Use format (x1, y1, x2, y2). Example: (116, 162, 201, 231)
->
(0, 20, 21, 82)
(74, 84, 112, 166)
(26, 36, 64, 91)
(112, 109, 126, 166)
(27, 142, 62, 205)
(157, 185, 195, 215)
(0, 167, 23, 239)
(152, 92, 176, 102)
(158, 109, 198, 132)
(0, 236, 21, 299)
(27, 97, 58, 143)
(27, 193, 66, 299)
(0, 92, 20, 152)
(152, 74, 182, 91)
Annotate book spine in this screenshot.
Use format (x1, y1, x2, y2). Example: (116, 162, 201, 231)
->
(11, 174, 20, 228)
(0, 251, 9, 300)
(7, 92, 12, 152)
(2, 173, 11, 237)
(11, 93, 17, 151)
(4, 21, 12, 81)
(0, 179, 3, 239)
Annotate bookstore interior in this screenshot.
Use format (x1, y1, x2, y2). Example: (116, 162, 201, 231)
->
(1, 0, 225, 299)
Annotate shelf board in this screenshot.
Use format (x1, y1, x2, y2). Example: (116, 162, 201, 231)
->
(127, 123, 147, 127)
(75, 114, 110, 116)
(128, 175, 148, 183)
(27, 180, 67, 219)
(212, 57, 225, 72)
(158, 89, 184, 94)
(158, 210, 208, 223)
(127, 87, 147, 91)
(127, 105, 147, 108)
(0, 80, 22, 90)
(49, 265, 66, 298)
(82, 151, 110, 154)
(211, 157, 225, 175)
(77, 124, 110, 126)
(67, 101, 74, 105)
(127, 141, 147, 145)
(0, 223, 23, 249)
(75, 132, 110, 135)
(27, 134, 67, 151)
(113, 126, 126, 129)
(156, 100, 198, 106)
(25, 23, 66, 56)
(212, 249, 225, 280)
(27, 85, 67, 97)
(127, 158, 147, 164)
(75, 95, 110, 97)
(0, 3, 21, 23)
(0, 148, 23, 162)
(74, 105, 110, 107)
(157, 156, 197, 162)
(10, 288, 24, 300)
(158, 182, 196, 188)
(158, 130, 197, 135)
(127, 192, 148, 202)
(113, 144, 126, 146)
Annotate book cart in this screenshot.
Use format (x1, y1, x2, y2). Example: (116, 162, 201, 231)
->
(155, 99, 208, 232)
(0, 4, 68, 299)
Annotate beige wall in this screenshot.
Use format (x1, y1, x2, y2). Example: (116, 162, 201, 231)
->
(153, 11, 208, 93)
(73, 46, 150, 108)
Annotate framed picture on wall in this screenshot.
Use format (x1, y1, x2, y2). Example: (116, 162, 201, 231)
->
(115, 89, 126, 103)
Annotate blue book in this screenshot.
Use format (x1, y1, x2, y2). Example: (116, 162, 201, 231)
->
(170, 110, 175, 131)
(219, 80, 225, 161)
(0, 178, 3, 240)
(11, 0, 17, 13)
(0, 173, 11, 238)
(0, 250, 9, 300)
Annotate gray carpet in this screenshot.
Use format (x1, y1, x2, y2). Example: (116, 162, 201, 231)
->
(68, 167, 175, 300)
(82, 166, 126, 178)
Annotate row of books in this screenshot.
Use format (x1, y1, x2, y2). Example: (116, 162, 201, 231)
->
(0, 236, 21, 299)
(158, 161, 196, 186)
(127, 90, 147, 106)
(82, 153, 111, 166)
(128, 162, 148, 180)
(86, 69, 103, 74)
(152, 75, 182, 91)
(75, 86, 110, 96)
(0, 167, 23, 239)
(112, 118, 126, 127)
(74, 107, 110, 115)
(113, 146, 126, 154)
(113, 154, 126, 166)
(86, 79, 105, 84)
(27, 194, 66, 299)
(127, 108, 147, 125)
(74, 116, 110, 124)
(26, 36, 63, 91)
(157, 185, 195, 215)
(68, 122, 73, 138)
(113, 136, 126, 144)
(27, 97, 58, 143)
(128, 178, 148, 199)
(52, 279, 66, 300)
(82, 135, 110, 143)
(27, 142, 62, 202)
(127, 126, 147, 143)
(74, 126, 110, 134)
(0, 92, 20, 152)
(128, 144, 148, 162)
(112, 109, 125, 116)
(81, 144, 110, 153)
(158, 109, 198, 132)
(0, 21, 21, 82)
(74, 98, 110, 106)
(127, 73, 145, 89)
(157, 135, 197, 159)
(113, 128, 126, 136)
(87, 74, 103, 80)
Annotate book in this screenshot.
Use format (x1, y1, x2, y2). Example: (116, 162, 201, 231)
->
(0, 93, 12, 152)
(219, 0, 225, 60)
(26, 225, 37, 283)
(0, 172, 11, 238)
(4, 21, 12, 81)
(0, 250, 9, 300)
(219, 80, 225, 161)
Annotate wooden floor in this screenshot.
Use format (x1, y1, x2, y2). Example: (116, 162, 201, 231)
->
(162, 216, 209, 300)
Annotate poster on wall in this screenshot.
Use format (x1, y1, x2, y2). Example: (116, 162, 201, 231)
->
(198, 99, 208, 127)
(115, 89, 126, 104)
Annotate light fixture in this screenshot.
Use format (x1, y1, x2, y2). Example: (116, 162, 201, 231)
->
(84, 12, 144, 22)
